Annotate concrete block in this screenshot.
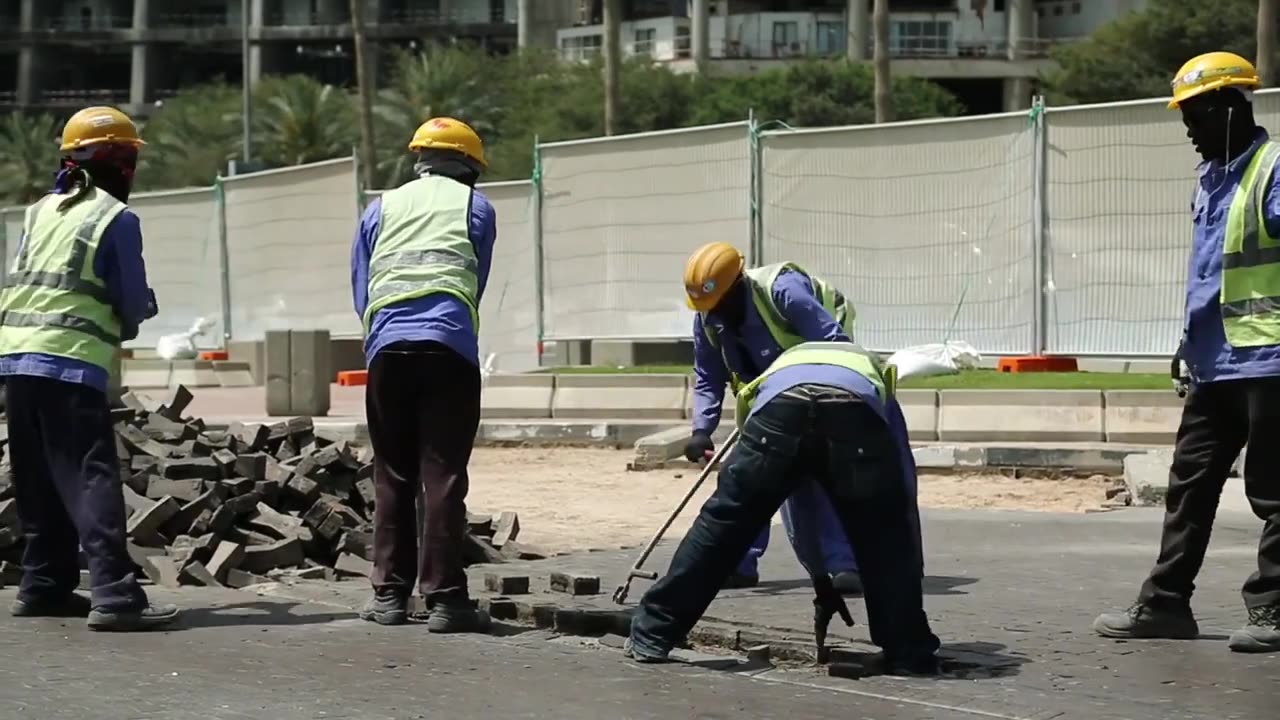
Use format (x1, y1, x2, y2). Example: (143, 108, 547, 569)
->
(896, 389, 939, 442)
(484, 573, 530, 595)
(213, 361, 257, 388)
(553, 374, 687, 420)
(335, 553, 371, 577)
(225, 568, 270, 588)
(1124, 449, 1173, 507)
(1104, 391, 1182, 444)
(206, 541, 246, 582)
(549, 571, 600, 596)
(239, 537, 305, 574)
(938, 390, 1105, 442)
(290, 330, 331, 417)
(264, 330, 291, 416)
(126, 496, 180, 545)
(481, 373, 555, 419)
(911, 445, 956, 469)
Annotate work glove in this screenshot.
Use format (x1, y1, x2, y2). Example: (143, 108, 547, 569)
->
(684, 431, 715, 463)
(1170, 343, 1189, 398)
(144, 288, 159, 320)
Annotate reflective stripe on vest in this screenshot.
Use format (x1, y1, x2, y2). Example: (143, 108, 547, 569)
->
(701, 261, 856, 392)
(0, 188, 125, 370)
(363, 175, 479, 333)
(734, 341, 893, 428)
(1222, 140, 1280, 347)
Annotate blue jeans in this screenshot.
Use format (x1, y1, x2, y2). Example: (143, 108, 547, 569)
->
(630, 386, 938, 663)
(735, 484, 858, 577)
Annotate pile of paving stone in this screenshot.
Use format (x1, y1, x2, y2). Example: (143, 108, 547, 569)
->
(0, 385, 544, 590)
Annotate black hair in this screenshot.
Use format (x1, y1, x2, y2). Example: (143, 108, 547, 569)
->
(414, 149, 483, 187)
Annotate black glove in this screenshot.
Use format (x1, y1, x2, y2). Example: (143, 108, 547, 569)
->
(684, 431, 714, 463)
(144, 288, 159, 320)
(1171, 343, 1189, 398)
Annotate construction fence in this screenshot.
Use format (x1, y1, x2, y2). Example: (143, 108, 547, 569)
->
(2, 88, 1269, 371)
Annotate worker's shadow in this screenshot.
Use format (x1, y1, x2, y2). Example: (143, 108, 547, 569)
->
(752, 575, 979, 597)
(173, 600, 357, 629)
(830, 641, 1028, 681)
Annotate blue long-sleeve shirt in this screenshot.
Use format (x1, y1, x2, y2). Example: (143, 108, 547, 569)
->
(350, 179, 497, 366)
(691, 268, 849, 434)
(1182, 128, 1280, 383)
(0, 173, 152, 393)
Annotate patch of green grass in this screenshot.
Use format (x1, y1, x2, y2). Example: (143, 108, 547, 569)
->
(539, 365, 1170, 390)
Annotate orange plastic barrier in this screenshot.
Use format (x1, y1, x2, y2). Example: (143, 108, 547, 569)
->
(336, 370, 369, 386)
(199, 351, 229, 361)
(996, 356, 1079, 373)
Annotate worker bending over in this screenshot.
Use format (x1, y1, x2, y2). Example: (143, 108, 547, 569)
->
(2, 106, 176, 631)
(684, 241, 863, 592)
(351, 117, 496, 632)
(628, 341, 940, 672)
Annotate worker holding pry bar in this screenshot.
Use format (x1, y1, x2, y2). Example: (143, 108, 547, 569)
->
(682, 241, 869, 593)
(626, 341, 940, 672)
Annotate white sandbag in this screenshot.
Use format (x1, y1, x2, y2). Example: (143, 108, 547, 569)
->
(888, 341, 981, 381)
(155, 316, 216, 360)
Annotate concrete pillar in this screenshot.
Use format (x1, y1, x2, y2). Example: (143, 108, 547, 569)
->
(847, 0, 869, 61)
(129, 0, 151, 107)
(16, 0, 37, 106)
(517, 0, 532, 48)
(1006, 0, 1034, 61)
(1002, 76, 1033, 111)
(248, 0, 265, 85)
(691, 0, 709, 71)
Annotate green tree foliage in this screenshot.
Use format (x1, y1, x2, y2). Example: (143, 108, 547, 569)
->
(135, 82, 241, 191)
(1045, 0, 1258, 104)
(254, 74, 358, 167)
(0, 113, 61, 206)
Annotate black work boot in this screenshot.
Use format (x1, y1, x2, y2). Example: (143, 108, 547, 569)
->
(1228, 605, 1280, 653)
(1093, 602, 1199, 639)
(87, 603, 180, 632)
(11, 592, 92, 618)
(425, 601, 491, 634)
(359, 590, 409, 626)
(722, 573, 759, 590)
(832, 571, 864, 596)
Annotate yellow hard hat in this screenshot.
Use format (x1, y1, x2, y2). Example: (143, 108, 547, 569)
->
(408, 117, 487, 168)
(684, 242, 745, 313)
(60, 106, 145, 152)
(1168, 52, 1261, 110)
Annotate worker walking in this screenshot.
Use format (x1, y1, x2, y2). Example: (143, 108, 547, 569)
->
(684, 241, 883, 593)
(351, 117, 496, 632)
(1, 106, 177, 631)
(1093, 52, 1280, 653)
(627, 341, 940, 672)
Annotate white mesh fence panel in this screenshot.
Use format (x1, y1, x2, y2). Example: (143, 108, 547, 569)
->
(760, 113, 1037, 354)
(223, 157, 360, 341)
(539, 122, 752, 340)
(475, 181, 539, 373)
(128, 187, 223, 349)
(1043, 88, 1280, 356)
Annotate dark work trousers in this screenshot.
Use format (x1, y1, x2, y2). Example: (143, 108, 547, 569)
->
(7, 375, 146, 611)
(366, 340, 480, 605)
(631, 385, 940, 663)
(1138, 378, 1280, 611)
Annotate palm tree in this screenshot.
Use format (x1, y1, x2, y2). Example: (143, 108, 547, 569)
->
(0, 112, 62, 207)
(872, 0, 893, 123)
(253, 74, 358, 167)
(373, 45, 505, 188)
(1260, 0, 1278, 86)
(137, 83, 242, 190)
(603, 0, 621, 135)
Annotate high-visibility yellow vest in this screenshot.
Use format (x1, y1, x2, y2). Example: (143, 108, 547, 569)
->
(0, 188, 125, 370)
(734, 341, 896, 428)
(1222, 140, 1280, 347)
(363, 175, 480, 333)
(701, 261, 856, 392)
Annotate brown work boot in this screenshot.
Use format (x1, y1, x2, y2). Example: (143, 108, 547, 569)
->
(426, 601, 491, 634)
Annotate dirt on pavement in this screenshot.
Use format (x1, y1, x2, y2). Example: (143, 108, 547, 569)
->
(466, 447, 1118, 553)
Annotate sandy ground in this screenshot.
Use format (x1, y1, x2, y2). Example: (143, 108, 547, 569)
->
(466, 448, 1118, 553)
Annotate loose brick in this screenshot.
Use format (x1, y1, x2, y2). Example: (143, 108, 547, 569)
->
(211, 448, 238, 476)
(179, 561, 221, 587)
(287, 566, 329, 580)
(246, 502, 306, 540)
(467, 513, 494, 537)
(239, 537, 305, 573)
(338, 530, 374, 561)
(219, 477, 256, 496)
(156, 385, 194, 421)
(491, 511, 520, 549)
(354, 477, 376, 509)
(481, 597, 519, 621)
(462, 533, 505, 565)
(275, 439, 299, 462)
(160, 488, 225, 538)
(227, 526, 282, 547)
(549, 572, 600, 596)
(139, 554, 182, 588)
(126, 496, 180, 546)
(263, 457, 292, 484)
(484, 573, 530, 595)
(285, 474, 320, 506)
(235, 453, 269, 481)
(228, 422, 269, 453)
(225, 568, 270, 588)
(206, 541, 246, 582)
(117, 425, 170, 458)
(301, 498, 335, 530)
(315, 511, 345, 541)
(285, 416, 314, 443)
(130, 455, 162, 473)
(145, 477, 205, 503)
(222, 491, 262, 516)
(254, 479, 282, 505)
(142, 414, 195, 443)
(500, 541, 548, 562)
(334, 553, 371, 577)
(161, 457, 220, 482)
(207, 504, 237, 536)
(118, 390, 153, 413)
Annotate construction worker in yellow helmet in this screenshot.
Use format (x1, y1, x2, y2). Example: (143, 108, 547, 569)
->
(351, 117, 496, 632)
(1094, 51, 1280, 654)
(679, 242, 924, 595)
(0, 106, 176, 631)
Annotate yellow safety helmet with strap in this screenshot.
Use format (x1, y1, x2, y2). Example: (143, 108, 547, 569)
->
(684, 242, 746, 312)
(60, 106, 145, 152)
(1168, 52, 1261, 110)
(408, 117, 487, 168)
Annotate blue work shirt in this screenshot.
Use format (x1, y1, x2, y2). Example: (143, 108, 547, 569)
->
(0, 171, 153, 393)
(1183, 128, 1280, 383)
(690, 268, 849, 434)
(350, 177, 497, 367)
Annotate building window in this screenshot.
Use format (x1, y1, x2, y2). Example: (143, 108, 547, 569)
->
(772, 21, 800, 57)
(1053, 4, 1063, 15)
(634, 28, 656, 56)
(560, 34, 603, 61)
(891, 20, 952, 57)
(1071, 1, 1081, 12)
(80, 6, 93, 30)
(816, 21, 844, 55)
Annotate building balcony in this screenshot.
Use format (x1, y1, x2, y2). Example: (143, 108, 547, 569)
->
(38, 88, 131, 107)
